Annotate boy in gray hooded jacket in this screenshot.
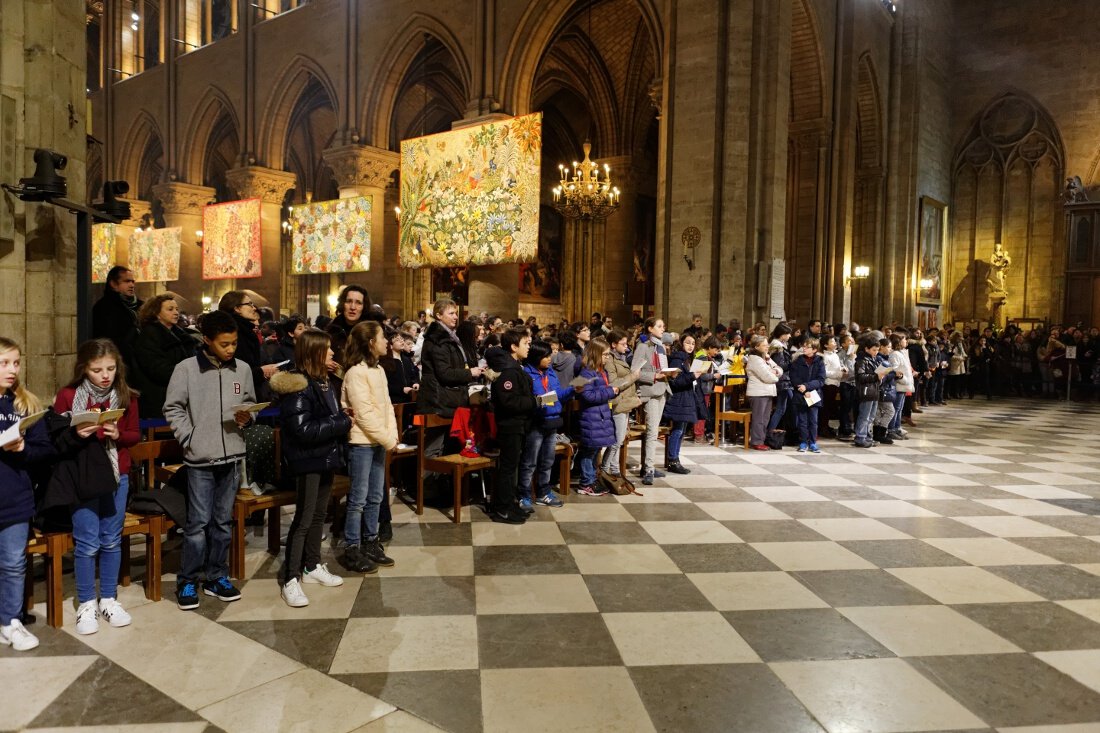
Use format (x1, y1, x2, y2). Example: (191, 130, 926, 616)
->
(164, 310, 256, 611)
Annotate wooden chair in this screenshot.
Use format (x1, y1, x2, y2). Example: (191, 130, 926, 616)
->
(384, 402, 419, 498)
(413, 412, 494, 523)
(713, 383, 751, 449)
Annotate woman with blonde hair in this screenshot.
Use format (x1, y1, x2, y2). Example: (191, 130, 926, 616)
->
(132, 293, 196, 417)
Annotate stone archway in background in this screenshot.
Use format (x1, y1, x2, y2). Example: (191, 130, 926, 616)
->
(850, 54, 884, 325)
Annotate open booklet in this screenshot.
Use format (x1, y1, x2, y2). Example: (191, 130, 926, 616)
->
(0, 409, 48, 448)
(70, 408, 126, 427)
(229, 401, 271, 414)
(537, 391, 558, 407)
(689, 359, 713, 373)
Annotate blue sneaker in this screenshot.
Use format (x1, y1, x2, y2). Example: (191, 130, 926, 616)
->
(798, 442, 808, 453)
(176, 582, 199, 610)
(536, 491, 564, 508)
(809, 443, 821, 454)
(202, 576, 241, 602)
(518, 497, 535, 514)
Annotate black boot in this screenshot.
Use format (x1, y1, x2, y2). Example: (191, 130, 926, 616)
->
(363, 538, 396, 567)
(378, 521, 393, 543)
(873, 425, 894, 444)
(340, 544, 378, 574)
(666, 461, 691, 475)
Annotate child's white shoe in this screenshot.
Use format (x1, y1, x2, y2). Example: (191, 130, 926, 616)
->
(0, 619, 39, 651)
(302, 563, 343, 587)
(99, 597, 132, 628)
(281, 578, 309, 607)
(75, 600, 99, 635)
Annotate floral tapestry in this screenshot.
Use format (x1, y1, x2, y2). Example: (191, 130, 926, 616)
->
(291, 196, 372, 274)
(128, 227, 182, 282)
(399, 112, 542, 268)
(202, 199, 262, 280)
(91, 223, 116, 283)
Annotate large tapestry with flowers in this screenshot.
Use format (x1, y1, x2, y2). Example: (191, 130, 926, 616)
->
(128, 227, 182, 282)
(91, 223, 116, 283)
(399, 112, 542, 268)
(291, 196, 372, 274)
(202, 199, 262, 279)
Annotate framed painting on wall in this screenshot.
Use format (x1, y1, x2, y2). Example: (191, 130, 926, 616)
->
(91, 223, 116, 283)
(128, 227, 182, 282)
(399, 112, 542, 268)
(291, 196, 372, 274)
(202, 199, 262, 280)
(918, 196, 947, 305)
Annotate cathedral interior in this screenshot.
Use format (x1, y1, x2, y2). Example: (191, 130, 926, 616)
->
(3, 3, 1100, 732)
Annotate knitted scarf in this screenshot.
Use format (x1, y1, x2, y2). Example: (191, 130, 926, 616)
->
(73, 378, 120, 484)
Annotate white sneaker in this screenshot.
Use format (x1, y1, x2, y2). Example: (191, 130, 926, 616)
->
(281, 578, 309, 607)
(75, 600, 99, 635)
(0, 619, 39, 651)
(248, 481, 264, 496)
(98, 598, 132, 628)
(302, 563, 344, 587)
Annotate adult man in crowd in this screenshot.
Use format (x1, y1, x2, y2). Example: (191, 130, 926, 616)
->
(92, 265, 143, 370)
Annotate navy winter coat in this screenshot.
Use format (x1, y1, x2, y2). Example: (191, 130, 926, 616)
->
(787, 354, 827, 406)
(877, 353, 898, 400)
(0, 394, 52, 526)
(523, 363, 574, 430)
(662, 350, 707, 422)
(576, 367, 617, 448)
(271, 371, 352, 475)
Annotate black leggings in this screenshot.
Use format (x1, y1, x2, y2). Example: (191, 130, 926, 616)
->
(283, 470, 333, 584)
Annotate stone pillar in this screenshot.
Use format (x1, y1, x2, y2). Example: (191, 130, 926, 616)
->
(598, 155, 635, 325)
(151, 181, 215, 315)
(322, 144, 398, 316)
(225, 166, 297, 314)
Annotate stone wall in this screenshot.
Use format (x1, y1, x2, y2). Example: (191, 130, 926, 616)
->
(0, 0, 86, 396)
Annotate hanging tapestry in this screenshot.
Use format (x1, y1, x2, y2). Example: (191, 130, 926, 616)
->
(202, 199, 262, 279)
(399, 112, 542, 268)
(91, 223, 116, 283)
(128, 227, 182, 282)
(291, 196, 372, 274)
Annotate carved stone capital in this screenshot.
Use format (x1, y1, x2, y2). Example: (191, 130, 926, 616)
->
(647, 77, 663, 114)
(225, 166, 297, 204)
(322, 145, 399, 191)
(151, 182, 216, 215)
(118, 197, 152, 226)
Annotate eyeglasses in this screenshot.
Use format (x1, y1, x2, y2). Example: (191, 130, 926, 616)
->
(239, 301, 255, 308)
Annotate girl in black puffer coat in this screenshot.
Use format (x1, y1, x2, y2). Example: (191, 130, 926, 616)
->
(662, 334, 707, 474)
(271, 331, 351, 608)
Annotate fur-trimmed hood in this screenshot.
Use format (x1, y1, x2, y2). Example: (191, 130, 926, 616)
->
(269, 370, 309, 395)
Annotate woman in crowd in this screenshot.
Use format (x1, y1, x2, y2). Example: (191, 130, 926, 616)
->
(947, 331, 969, 399)
(132, 293, 198, 418)
(970, 334, 996, 400)
(765, 323, 794, 435)
(326, 285, 371, 369)
(745, 335, 781, 450)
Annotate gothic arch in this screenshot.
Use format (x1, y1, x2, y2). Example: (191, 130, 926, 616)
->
(386, 35, 468, 147)
(258, 55, 341, 169)
(501, 0, 662, 116)
(855, 55, 883, 170)
(361, 14, 472, 149)
(851, 54, 885, 323)
(790, 0, 826, 124)
(181, 85, 241, 184)
(950, 91, 1066, 322)
(283, 76, 339, 202)
(118, 111, 164, 192)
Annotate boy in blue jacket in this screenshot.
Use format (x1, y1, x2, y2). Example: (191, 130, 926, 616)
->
(518, 340, 574, 509)
(788, 337, 827, 453)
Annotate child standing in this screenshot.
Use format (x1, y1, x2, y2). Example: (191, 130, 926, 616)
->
(272, 331, 352, 607)
(745, 335, 781, 450)
(488, 328, 538, 523)
(519, 340, 574, 509)
(873, 338, 903, 445)
(50, 339, 140, 634)
(788, 337, 826, 453)
(576, 339, 619, 495)
(853, 335, 883, 448)
(340, 321, 398, 575)
(837, 334, 857, 440)
(600, 330, 640, 475)
(0, 338, 51, 651)
(820, 335, 843, 439)
(164, 310, 257, 610)
(662, 334, 706, 473)
(765, 324, 794, 435)
(630, 318, 671, 486)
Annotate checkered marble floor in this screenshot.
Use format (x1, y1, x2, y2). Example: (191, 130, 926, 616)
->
(6, 399, 1100, 733)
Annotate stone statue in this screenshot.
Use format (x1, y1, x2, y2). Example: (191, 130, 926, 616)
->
(1065, 176, 1089, 204)
(988, 242, 1011, 294)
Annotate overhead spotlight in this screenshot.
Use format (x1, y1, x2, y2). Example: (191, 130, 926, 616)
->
(16, 148, 67, 201)
(94, 180, 131, 220)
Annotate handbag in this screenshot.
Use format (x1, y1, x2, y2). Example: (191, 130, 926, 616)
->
(598, 469, 641, 496)
(764, 429, 785, 450)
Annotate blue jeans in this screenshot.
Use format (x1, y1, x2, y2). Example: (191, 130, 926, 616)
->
(519, 426, 557, 500)
(72, 475, 129, 603)
(346, 444, 385, 546)
(795, 403, 819, 444)
(855, 400, 877, 442)
(0, 521, 29, 625)
(577, 446, 599, 486)
(889, 391, 906, 432)
(666, 421, 690, 462)
(179, 463, 239, 586)
(767, 388, 792, 431)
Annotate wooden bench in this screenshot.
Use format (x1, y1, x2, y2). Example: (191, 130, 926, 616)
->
(414, 412, 494, 523)
(25, 513, 164, 628)
(713, 383, 751, 449)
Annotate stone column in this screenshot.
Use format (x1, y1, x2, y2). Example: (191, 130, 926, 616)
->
(598, 155, 635, 325)
(151, 182, 215, 314)
(322, 144, 399, 316)
(225, 166, 297, 314)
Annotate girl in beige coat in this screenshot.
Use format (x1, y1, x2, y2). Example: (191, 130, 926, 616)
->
(340, 321, 399, 574)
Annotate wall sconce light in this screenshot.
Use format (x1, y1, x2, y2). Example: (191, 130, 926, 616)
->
(201, 295, 212, 309)
(194, 229, 203, 247)
(918, 278, 934, 290)
(327, 294, 339, 310)
(394, 206, 401, 225)
(846, 265, 870, 287)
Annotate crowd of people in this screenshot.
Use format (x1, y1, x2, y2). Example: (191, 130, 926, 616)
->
(0, 262, 1096, 652)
